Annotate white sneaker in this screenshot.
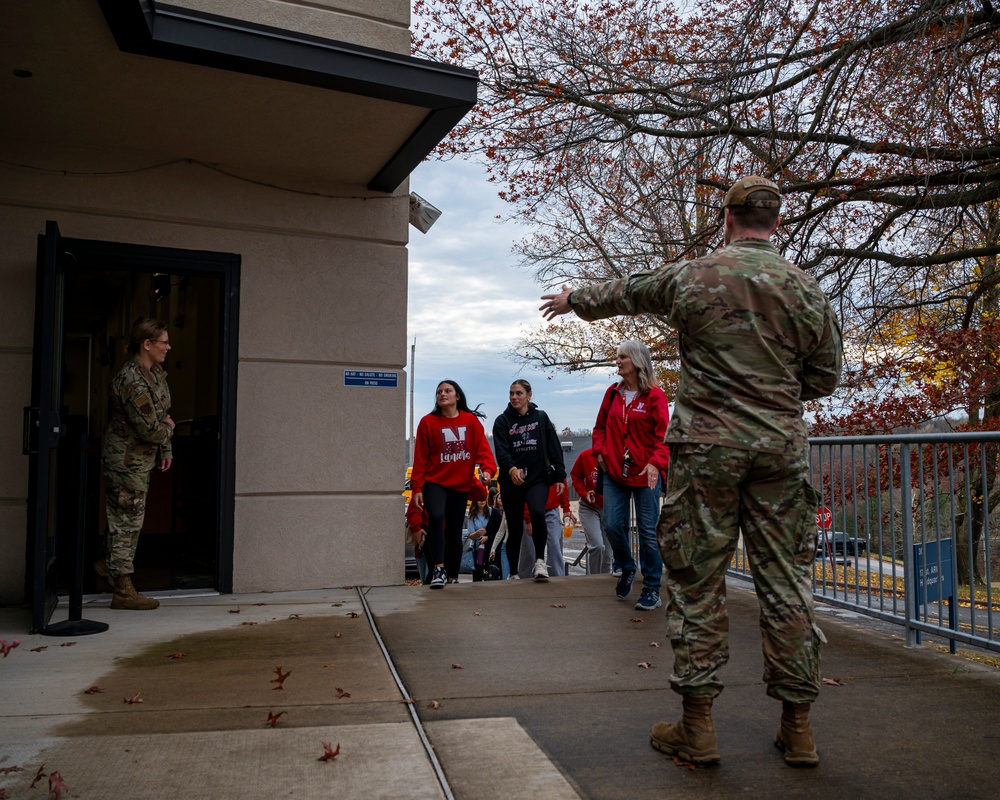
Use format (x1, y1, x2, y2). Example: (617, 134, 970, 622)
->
(533, 558, 549, 581)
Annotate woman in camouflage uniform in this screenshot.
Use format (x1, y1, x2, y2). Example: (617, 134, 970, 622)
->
(97, 318, 175, 610)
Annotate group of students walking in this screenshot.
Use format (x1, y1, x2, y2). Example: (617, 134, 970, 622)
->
(407, 336, 670, 611)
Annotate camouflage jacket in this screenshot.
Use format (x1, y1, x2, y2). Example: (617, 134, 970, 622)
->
(102, 358, 173, 474)
(569, 238, 843, 455)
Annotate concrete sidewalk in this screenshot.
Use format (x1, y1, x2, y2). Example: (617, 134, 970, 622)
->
(2, 576, 999, 799)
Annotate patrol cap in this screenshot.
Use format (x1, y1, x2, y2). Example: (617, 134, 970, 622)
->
(721, 176, 781, 210)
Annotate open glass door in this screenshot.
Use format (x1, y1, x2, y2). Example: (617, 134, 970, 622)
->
(24, 221, 66, 631)
(24, 221, 108, 635)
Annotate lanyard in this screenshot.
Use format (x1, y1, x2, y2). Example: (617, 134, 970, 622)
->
(620, 386, 640, 440)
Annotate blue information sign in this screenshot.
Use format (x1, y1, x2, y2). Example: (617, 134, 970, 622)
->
(913, 538, 954, 606)
(344, 370, 398, 388)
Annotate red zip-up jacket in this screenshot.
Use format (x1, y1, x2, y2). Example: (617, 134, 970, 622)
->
(592, 383, 670, 488)
(570, 447, 603, 510)
(410, 410, 496, 495)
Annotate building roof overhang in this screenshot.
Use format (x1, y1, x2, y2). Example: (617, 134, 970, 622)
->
(2, 1, 477, 193)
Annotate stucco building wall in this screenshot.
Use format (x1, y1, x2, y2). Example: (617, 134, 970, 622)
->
(0, 140, 407, 602)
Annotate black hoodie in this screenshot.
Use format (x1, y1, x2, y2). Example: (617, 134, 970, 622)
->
(492, 402, 566, 487)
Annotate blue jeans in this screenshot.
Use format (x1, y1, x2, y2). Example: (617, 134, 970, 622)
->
(602, 476, 663, 590)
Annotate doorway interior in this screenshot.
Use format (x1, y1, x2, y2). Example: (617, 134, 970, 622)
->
(32, 232, 240, 604)
(62, 268, 221, 592)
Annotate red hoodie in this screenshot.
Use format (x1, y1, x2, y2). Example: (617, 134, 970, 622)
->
(410, 410, 496, 494)
(570, 448, 603, 509)
(592, 383, 670, 488)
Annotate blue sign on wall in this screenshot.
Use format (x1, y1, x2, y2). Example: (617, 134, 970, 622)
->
(344, 370, 398, 388)
(913, 538, 954, 606)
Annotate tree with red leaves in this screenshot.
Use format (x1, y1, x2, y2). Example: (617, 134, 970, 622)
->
(413, 0, 999, 383)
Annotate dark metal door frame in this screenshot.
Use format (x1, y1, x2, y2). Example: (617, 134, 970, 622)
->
(25, 223, 240, 630)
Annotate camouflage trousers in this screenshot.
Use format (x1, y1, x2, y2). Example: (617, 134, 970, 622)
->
(657, 443, 824, 703)
(104, 468, 151, 577)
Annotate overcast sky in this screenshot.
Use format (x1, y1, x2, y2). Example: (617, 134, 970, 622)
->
(406, 157, 616, 438)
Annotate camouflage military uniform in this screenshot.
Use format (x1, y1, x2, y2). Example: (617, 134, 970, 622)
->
(570, 238, 842, 703)
(102, 359, 173, 577)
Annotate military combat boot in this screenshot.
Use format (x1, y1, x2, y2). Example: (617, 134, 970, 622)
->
(111, 575, 160, 610)
(650, 696, 721, 764)
(774, 700, 819, 766)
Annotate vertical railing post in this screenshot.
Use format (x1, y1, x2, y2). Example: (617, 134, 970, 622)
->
(900, 442, 917, 646)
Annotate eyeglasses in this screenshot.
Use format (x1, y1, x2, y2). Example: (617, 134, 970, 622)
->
(148, 339, 170, 346)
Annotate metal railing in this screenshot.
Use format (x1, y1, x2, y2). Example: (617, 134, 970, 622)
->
(729, 431, 1000, 653)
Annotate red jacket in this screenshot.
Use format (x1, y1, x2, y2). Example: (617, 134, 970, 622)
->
(523, 483, 571, 523)
(570, 448, 603, 509)
(410, 410, 496, 494)
(593, 383, 670, 488)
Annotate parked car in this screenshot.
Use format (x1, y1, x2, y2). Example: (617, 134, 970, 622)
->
(816, 530, 867, 558)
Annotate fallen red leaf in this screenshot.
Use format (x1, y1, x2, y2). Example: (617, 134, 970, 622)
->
(0, 765, 23, 775)
(30, 765, 45, 788)
(241, 621, 257, 626)
(124, 692, 143, 704)
(59, 642, 76, 647)
(271, 666, 291, 690)
(166, 652, 186, 660)
(31, 646, 48, 653)
(228, 608, 241, 614)
(48, 771, 69, 799)
(252, 603, 267, 606)
(0, 638, 20, 658)
(335, 687, 351, 699)
(322, 663, 336, 668)
(550, 603, 567, 608)
(318, 742, 341, 761)
(401, 697, 413, 704)
(0, 787, 8, 798)
(83, 686, 105, 695)
(451, 663, 464, 669)
(822, 677, 844, 686)
(266, 710, 286, 727)
(670, 755, 698, 770)
(637, 662, 652, 669)
(345, 612, 360, 618)
(630, 618, 645, 623)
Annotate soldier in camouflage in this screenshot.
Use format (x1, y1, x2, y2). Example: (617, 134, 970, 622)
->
(97, 318, 175, 610)
(540, 176, 843, 767)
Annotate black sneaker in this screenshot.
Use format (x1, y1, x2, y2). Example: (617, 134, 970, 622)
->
(615, 567, 637, 600)
(430, 566, 447, 589)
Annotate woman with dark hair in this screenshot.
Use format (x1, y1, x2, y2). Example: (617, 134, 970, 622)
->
(493, 379, 567, 581)
(411, 380, 496, 588)
(593, 340, 671, 611)
(97, 317, 176, 610)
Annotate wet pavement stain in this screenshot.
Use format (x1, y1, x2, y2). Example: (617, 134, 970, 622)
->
(55, 616, 409, 737)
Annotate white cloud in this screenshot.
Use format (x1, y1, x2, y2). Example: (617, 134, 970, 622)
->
(406, 158, 617, 436)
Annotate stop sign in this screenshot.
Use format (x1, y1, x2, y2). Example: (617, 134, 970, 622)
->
(816, 506, 832, 529)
